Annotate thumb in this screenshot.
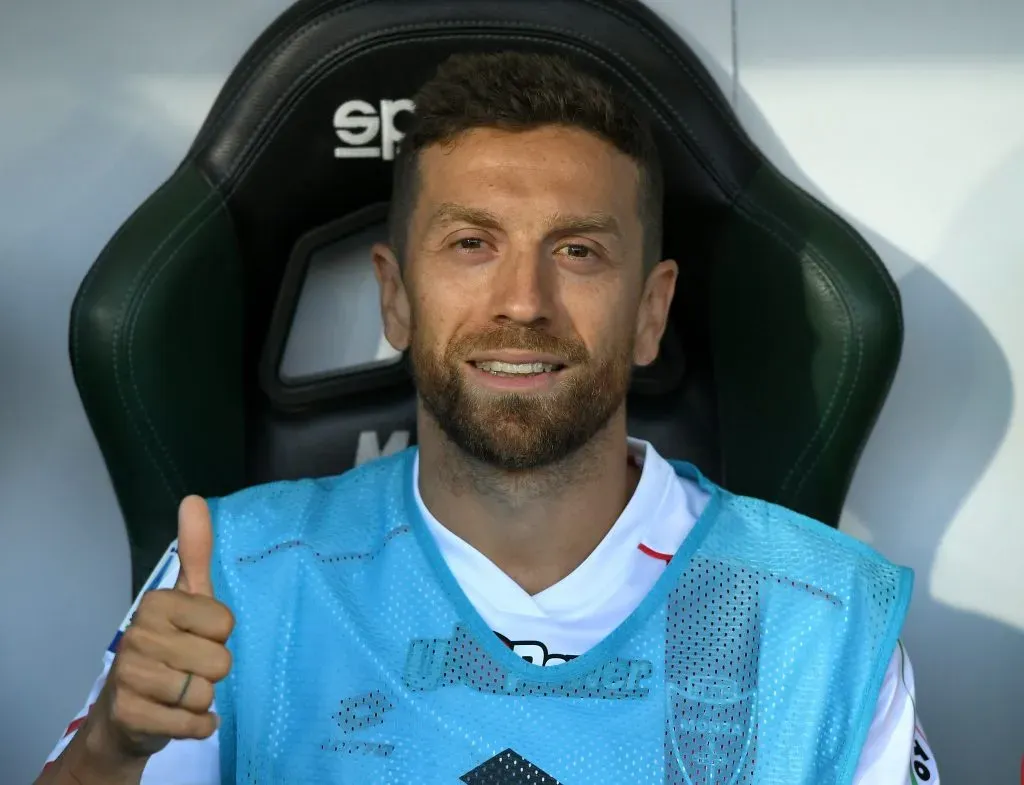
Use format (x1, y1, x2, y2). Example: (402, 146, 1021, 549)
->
(174, 495, 215, 597)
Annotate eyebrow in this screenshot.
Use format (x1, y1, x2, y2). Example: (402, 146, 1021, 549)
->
(429, 203, 503, 231)
(427, 202, 621, 237)
(549, 211, 621, 236)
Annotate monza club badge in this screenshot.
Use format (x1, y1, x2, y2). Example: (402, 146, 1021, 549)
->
(667, 675, 755, 784)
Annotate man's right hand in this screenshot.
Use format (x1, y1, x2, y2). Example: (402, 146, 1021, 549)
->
(81, 495, 235, 774)
(93, 495, 235, 763)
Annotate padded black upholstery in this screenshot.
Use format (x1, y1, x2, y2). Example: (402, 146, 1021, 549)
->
(70, 0, 903, 595)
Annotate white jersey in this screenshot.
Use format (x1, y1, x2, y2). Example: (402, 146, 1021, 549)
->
(44, 440, 939, 784)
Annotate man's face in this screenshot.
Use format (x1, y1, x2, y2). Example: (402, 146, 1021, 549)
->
(374, 125, 677, 470)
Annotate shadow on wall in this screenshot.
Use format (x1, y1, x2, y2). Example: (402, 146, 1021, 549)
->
(735, 87, 1022, 783)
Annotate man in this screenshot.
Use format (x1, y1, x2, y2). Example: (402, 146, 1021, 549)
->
(38, 51, 939, 784)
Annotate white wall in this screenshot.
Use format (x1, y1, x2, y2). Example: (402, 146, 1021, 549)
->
(0, 0, 1020, 782)
(733, 2, 1024, 782)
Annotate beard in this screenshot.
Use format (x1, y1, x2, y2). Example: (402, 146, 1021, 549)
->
(410, 322, 633, 471)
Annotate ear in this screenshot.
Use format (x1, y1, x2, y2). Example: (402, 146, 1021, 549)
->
(633, 259, 679, 367)
(372, 242, 412, 352)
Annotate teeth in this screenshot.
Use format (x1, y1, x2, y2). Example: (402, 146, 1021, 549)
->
(475, 360, 558, 375)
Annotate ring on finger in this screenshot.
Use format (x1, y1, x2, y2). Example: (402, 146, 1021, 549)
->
(173, 672, 194, 707)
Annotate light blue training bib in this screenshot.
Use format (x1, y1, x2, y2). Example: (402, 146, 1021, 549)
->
(209, 449, 912, 784)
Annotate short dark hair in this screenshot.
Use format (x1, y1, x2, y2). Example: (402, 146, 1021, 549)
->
(388, 51, 664, 272)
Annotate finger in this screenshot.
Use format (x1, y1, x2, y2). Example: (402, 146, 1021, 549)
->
(175, 495, 214, 597)
(115, 656, 215, 714)
(109, 688, 219, 741)
(120, 625, 233, 684)
(167, 594, 235, 643)
(135, 589, 234, 643)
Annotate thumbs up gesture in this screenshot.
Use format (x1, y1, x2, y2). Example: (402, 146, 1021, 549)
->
(90, 496, 235, 764)
(175, 496, 216, 597)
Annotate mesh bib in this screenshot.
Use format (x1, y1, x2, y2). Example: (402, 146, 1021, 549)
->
(210, 449, 911, 784)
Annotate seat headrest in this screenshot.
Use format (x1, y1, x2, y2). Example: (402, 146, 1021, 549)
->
(190, 0, 750, 212)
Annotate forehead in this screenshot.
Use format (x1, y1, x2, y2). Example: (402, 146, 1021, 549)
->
(413, 125, 642, 228)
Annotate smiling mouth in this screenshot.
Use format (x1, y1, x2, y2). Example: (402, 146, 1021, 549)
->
(469, 360, 565, 377)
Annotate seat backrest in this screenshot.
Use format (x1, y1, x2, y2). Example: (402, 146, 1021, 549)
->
(70, 0, 902, 594)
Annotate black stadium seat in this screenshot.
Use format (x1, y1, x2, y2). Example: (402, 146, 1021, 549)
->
(68, 0, 903, 594)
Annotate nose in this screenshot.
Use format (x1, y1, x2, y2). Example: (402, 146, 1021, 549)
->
(488, 246, 556, 326)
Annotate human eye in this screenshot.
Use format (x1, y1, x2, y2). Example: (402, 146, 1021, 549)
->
(452, 237, 487, 252)
(556, 243, 598, 261)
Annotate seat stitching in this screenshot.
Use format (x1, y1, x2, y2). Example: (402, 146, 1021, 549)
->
(189, 0, 376, 151)
(771, 243, 858, 501)
(108, 167, 196, 502)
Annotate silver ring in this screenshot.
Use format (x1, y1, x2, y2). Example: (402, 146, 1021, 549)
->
(174, 672, 193, 707)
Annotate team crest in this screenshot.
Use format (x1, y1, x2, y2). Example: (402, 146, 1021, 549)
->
(667, 675, 756, 785)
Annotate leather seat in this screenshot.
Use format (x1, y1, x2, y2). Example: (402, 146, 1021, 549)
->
(69, 0, 903, 594)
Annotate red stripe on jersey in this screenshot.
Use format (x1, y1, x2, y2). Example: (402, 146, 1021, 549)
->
(637, 543, 672, 563)
(42, 706, 94, 773)
(65, 715, 87, 737)
(61, 705, 92, 739)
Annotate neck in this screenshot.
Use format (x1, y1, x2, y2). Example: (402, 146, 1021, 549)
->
(416, 405, 641, 595)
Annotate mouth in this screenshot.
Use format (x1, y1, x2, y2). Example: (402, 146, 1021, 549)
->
(468, 359, 566, 377)
(463, 354, 570, 392)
